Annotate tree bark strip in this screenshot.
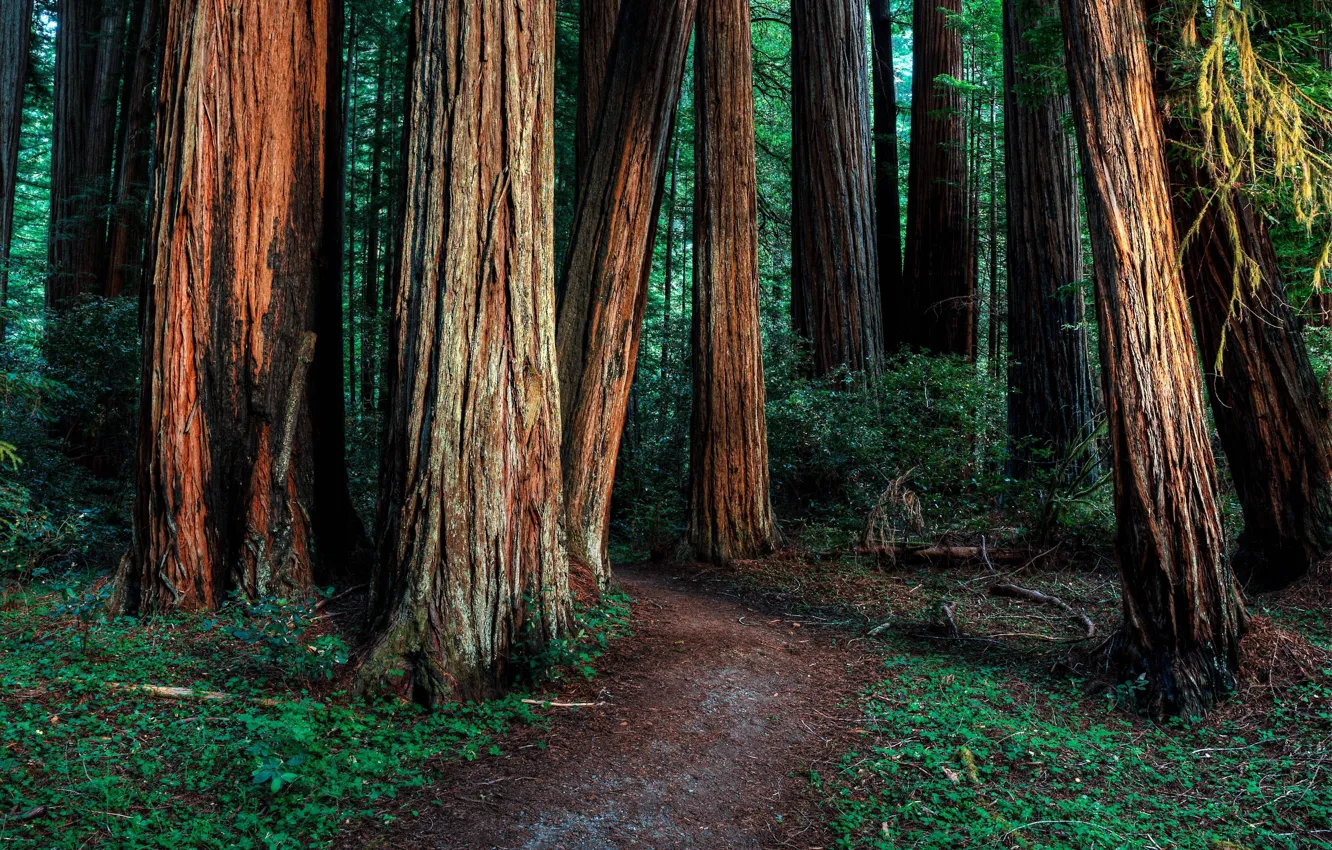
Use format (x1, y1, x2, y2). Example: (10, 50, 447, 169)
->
(0, 0, 32, 342)
(1003, 0, 1097, 478)
(1061, 0, 1244, 716)
(790, 0, 882, 377)
(557, 0, 697, 589)
(575, 0, 620, 195)
(117, 0, 332, 613)
(690, 0, 781, 563)
(366, 0, 571, 704)
(870, 0, 902, 352)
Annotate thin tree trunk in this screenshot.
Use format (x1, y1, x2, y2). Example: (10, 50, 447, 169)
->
(311, 0, 370, 579)
(576, 0, 621, 194)
(790, 0, 881, 377)
(116, 0, 333, 613)
(365, 0, 570, 705)
(870, 0, 902, 353)
(49, 0, 129, 305)
(899, 0, 973, 356)
(557, 0, 697, 589)
(0, 0, 32, 342)
(660, 139, 678, 379)
(344, 16, 359, 411)
(1061, 0, 1244, 717)
(104, 0, 159, 299)
(690, 0, 781, 563)
(360, 46, 386, 413)
(1147, 6, 1332, 594)
(1003, 0, 1096, 479)
(986, 88, 999, 377)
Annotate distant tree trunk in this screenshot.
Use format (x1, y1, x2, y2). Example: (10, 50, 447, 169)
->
(365, 0, 570, 705)
(660, 139, 679, 379)
(1061, 0, 1244, 717)
(49, 0, 128, 306)
(576, 0, 620, 193)
(1146, 10, 1332, 594)
(790, 0, 881, 377)
(360, 46, 386, 412)
(899, 0, 973, 356)
(870, 0, 902, 352)
(117, 0, 334, 613)
(344, 18, 359, 411)
(104, 0, 159, 300)
(0, 0, 32, 342)
(557, 0, 696, 589)
(1003, 0, 1096, 479)
(689, 0, 781, 563)
(310, 0, 369, 579)
(986, 89, 1000, 377)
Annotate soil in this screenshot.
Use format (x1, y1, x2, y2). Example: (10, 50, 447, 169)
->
(337, 565, 881, 850)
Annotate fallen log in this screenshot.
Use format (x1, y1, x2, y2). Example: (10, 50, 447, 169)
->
(856, 545, 1028, 563)
(988, 583, 1096, 640)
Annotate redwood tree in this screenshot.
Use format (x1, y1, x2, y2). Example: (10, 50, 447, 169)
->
(0, 0, 31, 342)
(899, 0, 973, 356)
(104, 0, 158, 299)
(870, 0, 903, 352)
(49, 0, 127, 306)
(557, 0, 697, 588)
(116, 0, 332, 613)
(364, 0, 571, 704)
(790, 0, 881, 376)
(1062, 0, 1244, 716)
(1003, 0, 1097, 478)
(690, 0, 781, 563)
(576, 0, 620, 191)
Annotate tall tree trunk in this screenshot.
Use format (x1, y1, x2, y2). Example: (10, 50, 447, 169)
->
(49, 0, 128, 306)
(660, 139, 678, 379)
(790, 0, 881, 377)
(986, 88, 1000, 377)
(1061, 0, 1244, 717)
(576, 0, 621, 195)
(870, 0, 902, 353)
(1147, 9, 1332, 594)
(364, 0, 570, 705)
(0, 0, 32, 342)
(557, 0, 696, 589)
(1003, 0, 1096, 479)
(898, 0, 973, 356)
(115, 0, 332, 614)
(344, 17, 359, 411)
(310, 0, 370, 579)
(104, 0, 159, 299)
(690, 0, 781, 563)
(360, 46, 386, 413)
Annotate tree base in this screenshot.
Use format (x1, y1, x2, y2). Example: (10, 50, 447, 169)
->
(1231, 534, 1311, 595)
(1110, 628, 1241, 718)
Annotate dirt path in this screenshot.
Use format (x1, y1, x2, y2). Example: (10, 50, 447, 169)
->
(341, 566, 879, 850)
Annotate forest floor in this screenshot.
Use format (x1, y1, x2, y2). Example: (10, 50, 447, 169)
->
(334, 565, 883, 850)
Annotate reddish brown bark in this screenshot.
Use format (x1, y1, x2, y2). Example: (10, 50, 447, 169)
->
(49, 0, 128, 306)
(898, 0, 973, 356)
(1003, 0, 1097, 478)
(690, 0, 781, 563)
(790, 0, 881, 377)
(1062, 0, 1244, 716)
(365, 0, 570, 704)
(557, 0, 696, 588)
(0, 0, 32, 342)
(103, 0, 158, 299)
(116, 0, 332, 613)
(576, 0, 620, 192)
(870, 0, 902, 352)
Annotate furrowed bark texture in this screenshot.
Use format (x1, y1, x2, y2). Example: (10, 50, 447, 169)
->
(1144, 12, 1332, 592)
(576, 0, 620, 192)
(1003, 0, 1097, 479)
(49, 0, 127, 306)
(0, 0, 32, 341)
(870, 0, 902, 352)
(899, 0, 973, 356)
(118, 0, 329, 614)
(368, 0, 571, 705)
(790, 0, 882, 377)
(1062, 0, 1244, 717)
(311, 0, 370, 579)
(104, 0, 159, 299)
(557, 0, 696, 588)
(690, 0, 781, 563)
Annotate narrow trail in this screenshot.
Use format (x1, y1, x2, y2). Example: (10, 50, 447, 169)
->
(342, 566, 880, 850)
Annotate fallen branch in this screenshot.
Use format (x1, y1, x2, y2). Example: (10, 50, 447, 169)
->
(989, 583, 1096, 640)
(520, 699, 605, 709)
(857, 545, 1028, 563)
(106, 682, 278, 707)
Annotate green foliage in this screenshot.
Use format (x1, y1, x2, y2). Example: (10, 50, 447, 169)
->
(202, 591, 349, 680)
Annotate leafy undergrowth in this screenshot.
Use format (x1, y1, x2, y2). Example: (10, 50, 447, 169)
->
(0, 576, 629, 849)
(683, 552, 1332, 849)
